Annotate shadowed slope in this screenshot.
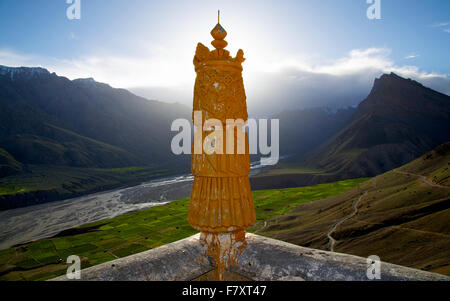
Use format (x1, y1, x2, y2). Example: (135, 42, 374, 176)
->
(307, 73, 450, 178)
(0, 66, 191, 169)
(255, 142, 450, 275)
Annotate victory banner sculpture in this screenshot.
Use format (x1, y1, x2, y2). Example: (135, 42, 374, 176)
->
(188, 13, 256, 280)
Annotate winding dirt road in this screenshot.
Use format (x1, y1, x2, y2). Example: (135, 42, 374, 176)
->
(326, 169, 449, 252)
(327, 191, 368, 252)
(393, 170, 450, 189)
(327, 179, 376, 252)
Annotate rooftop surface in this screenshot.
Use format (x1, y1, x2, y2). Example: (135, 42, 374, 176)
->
(51, 233, 449, 281)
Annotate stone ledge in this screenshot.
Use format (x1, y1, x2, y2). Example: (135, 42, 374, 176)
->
(51, 233, 449, 281)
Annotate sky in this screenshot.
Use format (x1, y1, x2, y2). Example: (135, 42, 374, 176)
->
(0, 0, 449, 114)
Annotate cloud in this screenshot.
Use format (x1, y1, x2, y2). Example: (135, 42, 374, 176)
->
(0, 47, 194, 90)
(243, 47, 450, 115)
(431, 22, 450, 27)
(430, 22, 450, 33)
(404, 54, 419, 60)
(0, 50, 37, 67)
(0, 46, 449, 116)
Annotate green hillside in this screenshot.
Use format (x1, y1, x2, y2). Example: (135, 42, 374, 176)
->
(0, 165, 173, 210)
(0, 148, 23, 178)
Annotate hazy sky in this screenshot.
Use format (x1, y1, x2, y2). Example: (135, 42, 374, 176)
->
(1, 0, 449, 114)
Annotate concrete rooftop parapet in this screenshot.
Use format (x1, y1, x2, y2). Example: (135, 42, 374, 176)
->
(235, 234, 448, 281)
(51, 233, 449, 281)
(51, 234, 212, 281)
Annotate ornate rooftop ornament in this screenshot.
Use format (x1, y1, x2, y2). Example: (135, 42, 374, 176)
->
(188, 11, 255, 281)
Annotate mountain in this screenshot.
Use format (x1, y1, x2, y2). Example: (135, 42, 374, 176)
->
(251, 73, 450, 190)
(255, 142, 450, 275)
(0, 65, 191, 172)
(0, 148, 23, 178)
(277, 107, 356, 158)
(306, 73, 450, 177)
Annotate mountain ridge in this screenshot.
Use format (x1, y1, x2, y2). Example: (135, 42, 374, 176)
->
(0, 64, 191, 172)
(305, 72, 450, 177)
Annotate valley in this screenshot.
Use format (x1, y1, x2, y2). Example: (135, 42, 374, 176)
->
(0, 66, 448, 281)
(0, 178, 366, 281)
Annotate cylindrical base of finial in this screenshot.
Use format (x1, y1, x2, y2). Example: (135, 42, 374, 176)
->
(188, 175, 256, 233)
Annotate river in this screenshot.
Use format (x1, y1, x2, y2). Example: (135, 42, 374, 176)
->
(0, 162, 267, 249)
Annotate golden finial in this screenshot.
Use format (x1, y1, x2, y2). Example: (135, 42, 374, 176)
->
(211, 10, 228, 50)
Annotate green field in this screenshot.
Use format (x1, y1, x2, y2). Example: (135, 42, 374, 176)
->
(254, 161, 327, 177)
(0, 178, 368, 281)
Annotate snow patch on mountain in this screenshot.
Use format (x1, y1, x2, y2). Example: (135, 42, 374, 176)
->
(0, 65, 50, 80)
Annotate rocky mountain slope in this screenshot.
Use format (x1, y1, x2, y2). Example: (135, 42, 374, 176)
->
(306, 73, 450, 177)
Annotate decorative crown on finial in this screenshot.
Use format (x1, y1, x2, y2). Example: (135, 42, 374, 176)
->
(194, 10, 245, 67)
(211, 10, 228, 50)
